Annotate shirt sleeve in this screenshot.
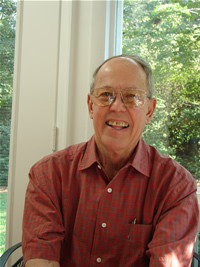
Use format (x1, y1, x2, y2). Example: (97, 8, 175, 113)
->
(22, 161, 65, 265)
(147, 178, 199, 266)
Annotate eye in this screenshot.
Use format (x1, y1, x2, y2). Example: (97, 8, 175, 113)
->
(129, 94, 138, 99)
(101, 91, 113, 97)
(97, 89, 113, 98)
(124, 93, 139, 100)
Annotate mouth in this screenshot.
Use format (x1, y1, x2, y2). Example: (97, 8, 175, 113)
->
(106, 120, 129, 129)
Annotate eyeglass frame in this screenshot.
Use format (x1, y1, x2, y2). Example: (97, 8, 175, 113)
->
(90, 87, 151, 109)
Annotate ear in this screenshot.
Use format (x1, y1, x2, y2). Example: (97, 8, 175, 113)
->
(87, 94, 94, 119)
(145, 98, 156, 124)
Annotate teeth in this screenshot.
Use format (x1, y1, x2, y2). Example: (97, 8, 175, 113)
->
(107, 120, 129, 127)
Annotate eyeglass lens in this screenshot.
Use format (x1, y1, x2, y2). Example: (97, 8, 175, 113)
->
(92, 88, 147, 108)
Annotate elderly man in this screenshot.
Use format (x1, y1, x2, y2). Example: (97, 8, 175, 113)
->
(22, 55, 199, 266)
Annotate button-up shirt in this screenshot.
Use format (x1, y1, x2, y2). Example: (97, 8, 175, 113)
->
(22, 136, 199, 266)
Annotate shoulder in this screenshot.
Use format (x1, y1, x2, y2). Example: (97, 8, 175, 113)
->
(144, 141, 196, 187)
(31, 141, 89, 172)
(28, 141, 90, 191)
(143, 142, 197, 215)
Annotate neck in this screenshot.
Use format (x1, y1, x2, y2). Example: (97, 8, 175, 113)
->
(96, 146, 134, 180)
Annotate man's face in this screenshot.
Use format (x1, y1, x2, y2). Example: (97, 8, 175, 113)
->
(87, 57, 156, 156)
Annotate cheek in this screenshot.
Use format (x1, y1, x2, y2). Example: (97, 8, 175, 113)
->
(91, 109, 103, 126)
(130, 109, 146, 123)
(93, 106, 107, 119)
(138, 107, 150, 124)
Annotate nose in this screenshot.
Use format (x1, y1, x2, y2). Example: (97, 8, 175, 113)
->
(109, 91, 127, 112)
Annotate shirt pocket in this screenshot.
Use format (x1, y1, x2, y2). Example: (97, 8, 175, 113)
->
(127, 223, 153, 247)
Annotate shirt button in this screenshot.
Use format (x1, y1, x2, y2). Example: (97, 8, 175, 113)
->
(97, 257, 102, 263)
(107, 188, 112, 193)
(97, 164, 101, 169)
(102, 222, 107, 228)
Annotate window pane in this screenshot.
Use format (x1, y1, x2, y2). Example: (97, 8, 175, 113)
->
(122, 0, 200, 183)
(0, 0, 17, 255)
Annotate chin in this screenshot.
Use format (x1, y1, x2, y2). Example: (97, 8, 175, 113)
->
(104, 141, 128, 152)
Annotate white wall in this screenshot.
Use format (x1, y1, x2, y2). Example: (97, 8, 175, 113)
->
(6, 0, 117, 249)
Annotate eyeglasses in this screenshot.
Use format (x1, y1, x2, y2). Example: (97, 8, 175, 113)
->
(91, 88, 150, 109)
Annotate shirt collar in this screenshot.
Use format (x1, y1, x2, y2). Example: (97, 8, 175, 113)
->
(79, 136, 100, 170)
(80, 136, 150, 177)
(128, 138, 150, 177)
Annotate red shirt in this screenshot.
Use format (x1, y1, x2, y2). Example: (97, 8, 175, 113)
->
(22, 136, 199, 266)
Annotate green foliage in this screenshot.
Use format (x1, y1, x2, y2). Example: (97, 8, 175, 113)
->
(0, 0, 16, 186)
(0, 0, 16, 78)
(0, 192, 7, 256)
(123, 0, 200, 180)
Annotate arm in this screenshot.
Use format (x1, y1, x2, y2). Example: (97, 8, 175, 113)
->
(22, 162, 65, 264)
(147, 181, 199, 266)
(26, 259, 60, 267)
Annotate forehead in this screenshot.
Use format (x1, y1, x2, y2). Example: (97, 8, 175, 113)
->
(95, 57, 148, 90)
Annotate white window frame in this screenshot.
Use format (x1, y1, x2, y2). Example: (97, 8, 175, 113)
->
(6, 0, 118, 251)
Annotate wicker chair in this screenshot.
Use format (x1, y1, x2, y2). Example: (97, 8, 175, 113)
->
(192, 251, 200, 266)
(0, 242, 22, 267)
(1, 242, 200, 266)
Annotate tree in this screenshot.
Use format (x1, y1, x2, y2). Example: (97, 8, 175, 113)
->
(123, 0, 200, 180)
(0, 0, 16, 186)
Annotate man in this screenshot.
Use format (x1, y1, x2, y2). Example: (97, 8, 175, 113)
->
(22, 55, 199, 266)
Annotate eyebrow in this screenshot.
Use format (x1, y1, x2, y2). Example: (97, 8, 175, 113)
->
(98, 86, 113, 89)
(96, 86, 141, 90)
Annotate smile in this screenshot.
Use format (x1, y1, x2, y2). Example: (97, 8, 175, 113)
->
(106, 120, 129, 128)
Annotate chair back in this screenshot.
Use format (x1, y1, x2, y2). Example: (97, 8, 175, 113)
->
(0, 242, 23, 267)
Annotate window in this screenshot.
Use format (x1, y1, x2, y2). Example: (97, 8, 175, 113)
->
(0, 0, 17, 255)
(122, 0, 200, 184)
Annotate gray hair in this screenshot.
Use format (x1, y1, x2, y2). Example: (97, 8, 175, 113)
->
(90, 54, 155, 98)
